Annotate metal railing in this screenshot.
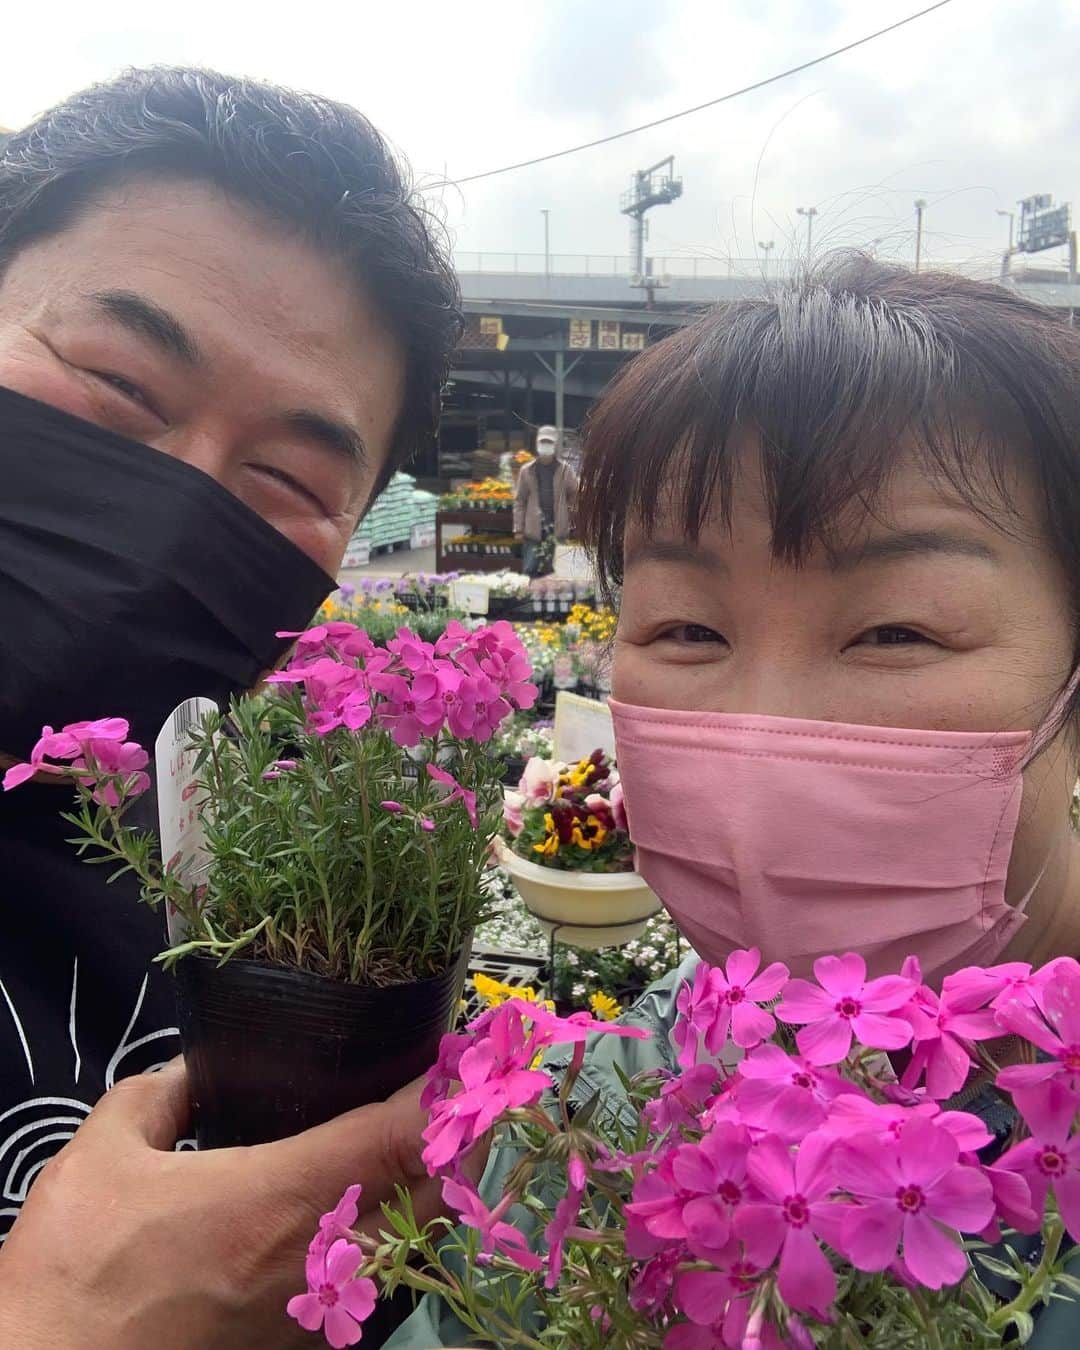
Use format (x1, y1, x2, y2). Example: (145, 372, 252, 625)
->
(453, 251, 793, 280)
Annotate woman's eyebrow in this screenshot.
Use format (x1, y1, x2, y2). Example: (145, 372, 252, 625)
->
(829, 530, 1000, 571)
(624, 539, 727, 573)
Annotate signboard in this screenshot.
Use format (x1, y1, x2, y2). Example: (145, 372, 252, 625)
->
(479, 315, 503, 336)
(554, 692, 616, 765)
(621, 331, 646, 351)
(554, 544, 593, 582)
(597, 319, 621, 350)
(341, 536, 370, 568)
(410, 522, 435, 550)
(1018, 199, 1071, 254)
(568, 318, 592, 349)
(449, 579, 490, 615)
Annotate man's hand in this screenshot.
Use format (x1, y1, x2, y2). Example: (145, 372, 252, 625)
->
(0, 1060, 455, 1349)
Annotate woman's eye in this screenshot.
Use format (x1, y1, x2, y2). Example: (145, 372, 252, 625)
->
(856, 625, 934, 647)
(662, 623, 727, 645)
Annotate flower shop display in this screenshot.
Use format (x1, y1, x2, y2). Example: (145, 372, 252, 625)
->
(443, 532, 519, 558)
(291, 949, 1080, 1349)
(554, 910, 682, 1008)
(438, 478, 515, 512)
(499, 751, 661, 948)
(3, 619, 538, 1147)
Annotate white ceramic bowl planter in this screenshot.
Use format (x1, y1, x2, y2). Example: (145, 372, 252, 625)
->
(495, 838, 662, 950)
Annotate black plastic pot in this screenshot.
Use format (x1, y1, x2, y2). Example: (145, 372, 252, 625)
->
(175, 948, 470, 1149)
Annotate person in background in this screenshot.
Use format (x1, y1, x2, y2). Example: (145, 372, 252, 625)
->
(513, 423, 578, 575)
(0, 66, 464, 1348)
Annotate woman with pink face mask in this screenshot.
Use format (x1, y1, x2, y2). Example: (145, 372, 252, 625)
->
(386, 256, 1080, 1348)
(582, 254, 1079, 987)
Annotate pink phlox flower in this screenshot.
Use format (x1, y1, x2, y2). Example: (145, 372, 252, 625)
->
(776, 952, 917, 1066)
(734, 1130, 841, 1317)
(995, 963, 1080, 1105)
(4, 719, 137, 792)
(309, 1184, 363, 1256)
(544, 1152, 587, 1287)
(626, 1122, 752, 1256)
(629, 1247, 682, 1314)
(978, 1163, 1039, 1242)
(834, 1115, 994, 1289)
(421, 1005, 553, 1173)
(899, 975, 1001, 1101)
(685, 951, 789, 1061)
(441, 1176, 543, 1272)
(642, 1063, 719, 1134)
(672, 1243, 767, 1346)
(455, 670, 513, 743)
(387, 628, 437, 672)
(286, 1238, 377, 1348)
(433, 619, 474, 658)
(735, 1044, 856, 1142)
(427, 763, 479, 829)
(997, 1085, 1080, 1238)
(421, 1027, 484, 1110)
(824, 1095, 992, 1154)
(988, 957, 1080, 1014)
(370, 670, 444, 748)
(512, 999, 650, 1046)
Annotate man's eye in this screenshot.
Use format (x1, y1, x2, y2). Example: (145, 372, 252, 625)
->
(91, 370, 150, 406)
(255, 464, 328, 512)
(662, 623, 727, 645)
(857, 625, 934, 646)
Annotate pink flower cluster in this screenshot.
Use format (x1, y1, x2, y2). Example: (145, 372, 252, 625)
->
(3, 718, 150, 805)
(270, 619, 537, 747)
(621, 950, 1080, 1347)
(290, 950, 1080, 1349)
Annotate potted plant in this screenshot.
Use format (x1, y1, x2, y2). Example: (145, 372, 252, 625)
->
(3, 618, 538, 1148)
(497, 749, 661, 948)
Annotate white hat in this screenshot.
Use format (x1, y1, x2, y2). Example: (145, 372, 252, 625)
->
(536, 425, 559, 445)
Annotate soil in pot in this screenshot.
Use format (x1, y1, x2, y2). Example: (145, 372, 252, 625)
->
(175, 947, 470, 1149)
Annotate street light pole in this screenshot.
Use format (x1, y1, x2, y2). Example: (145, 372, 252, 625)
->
(796, 206, 818, 255)
(541, 208, 550, 279)
(758, 239, 775, 277)
(914, 198, 927, 272)
(996, 209, 1016, 280)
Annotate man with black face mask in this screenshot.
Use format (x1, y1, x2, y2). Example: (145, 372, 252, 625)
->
(0, 68, 464, 1346)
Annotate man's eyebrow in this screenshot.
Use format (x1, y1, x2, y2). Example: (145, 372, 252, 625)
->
(280, 409, 367, 468)
(89, 290, 202, 366)
(624, 539, 727, 572)
(830, 530, 1000, 570)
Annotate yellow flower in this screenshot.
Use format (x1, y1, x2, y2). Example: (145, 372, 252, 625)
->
(589, 991, 622, 1022)
(472, 974, 555, 1015)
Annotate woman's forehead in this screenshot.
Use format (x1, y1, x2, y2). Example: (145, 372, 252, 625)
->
(628, 436, 1039, 563)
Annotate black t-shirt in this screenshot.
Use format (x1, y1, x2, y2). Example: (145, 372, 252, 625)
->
(0, 777, 180, 1240)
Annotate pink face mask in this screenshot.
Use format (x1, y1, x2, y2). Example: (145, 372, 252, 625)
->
(609, 699, 1035, 984)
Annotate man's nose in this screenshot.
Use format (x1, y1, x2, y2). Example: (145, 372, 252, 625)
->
(151, 424, 232, 485)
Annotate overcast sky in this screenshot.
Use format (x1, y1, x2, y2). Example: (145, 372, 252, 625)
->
(3, 0, 1077, 276)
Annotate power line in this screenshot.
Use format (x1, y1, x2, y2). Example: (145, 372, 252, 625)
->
(451, 0, 956, 186)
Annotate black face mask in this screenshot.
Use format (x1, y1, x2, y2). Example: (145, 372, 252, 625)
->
(0, 385, 336, 756)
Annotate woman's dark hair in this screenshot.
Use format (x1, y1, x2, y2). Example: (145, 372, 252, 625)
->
(0, 66, 462, 493)
(579, 253, 1080, 716)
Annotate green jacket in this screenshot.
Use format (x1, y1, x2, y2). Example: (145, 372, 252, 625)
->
(386, 954, 1080, 1349)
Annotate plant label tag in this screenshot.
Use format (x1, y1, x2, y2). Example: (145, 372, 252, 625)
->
(450, 580, 490, 615)
(155, 697, 218, 943)
(553, 692, 616, 765)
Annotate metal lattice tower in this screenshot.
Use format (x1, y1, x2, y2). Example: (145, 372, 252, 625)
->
(620, 156, 683, 292)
